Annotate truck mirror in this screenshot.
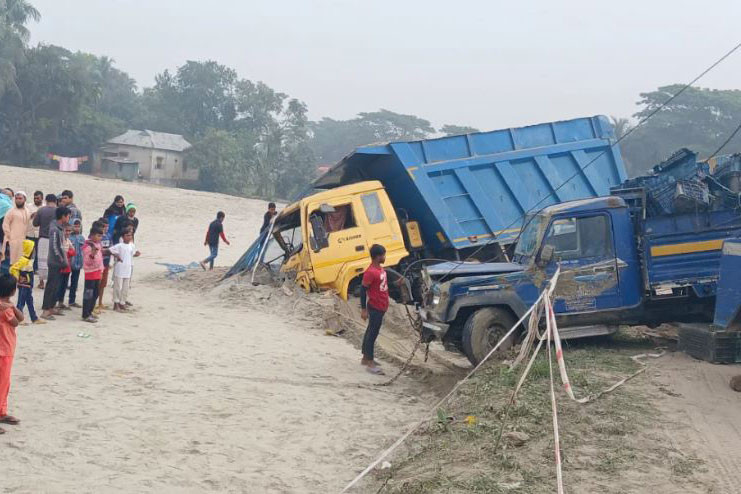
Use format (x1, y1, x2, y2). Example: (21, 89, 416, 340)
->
(539, 244, 555, 266)
(309, 214, 329, 252)
(319, 203, 336, 214)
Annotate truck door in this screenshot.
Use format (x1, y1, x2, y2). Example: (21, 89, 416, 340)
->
(541, 213, 621, 313)
(307, 198, 368, 287)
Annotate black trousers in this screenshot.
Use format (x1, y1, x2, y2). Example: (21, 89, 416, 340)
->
(82, 279, 100, 319)
(362, 307, 385, 361)
(42, 267, 63, 310)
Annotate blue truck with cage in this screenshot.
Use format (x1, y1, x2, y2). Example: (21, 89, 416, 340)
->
(421, 149, 741, 364)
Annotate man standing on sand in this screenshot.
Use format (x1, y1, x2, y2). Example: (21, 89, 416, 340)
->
(33, 194, 58, 289)
(359, 244, 389, 375)
(41, 206, 70, 321)
(260, 202, 277, 233)
(1, 192, 31, 266)
(27, 191, 43, 266)
(27, 192, 42, 240)
(59, 190, 81, 227)
(200, 211, 230, 271)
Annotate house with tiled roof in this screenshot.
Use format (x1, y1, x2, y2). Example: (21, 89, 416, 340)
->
(94, 129, 197, 186)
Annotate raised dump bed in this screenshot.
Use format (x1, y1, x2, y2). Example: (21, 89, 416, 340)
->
(314, 115, 627, 256)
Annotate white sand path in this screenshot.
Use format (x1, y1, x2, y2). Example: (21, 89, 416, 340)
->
(0, 165, 427, 493)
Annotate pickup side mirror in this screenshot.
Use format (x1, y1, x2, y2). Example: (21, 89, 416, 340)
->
(309, 214, 329, 253)
(538, 244, 555, 266)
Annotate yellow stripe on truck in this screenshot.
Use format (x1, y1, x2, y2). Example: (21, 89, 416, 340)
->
(650, 239, 724, 257)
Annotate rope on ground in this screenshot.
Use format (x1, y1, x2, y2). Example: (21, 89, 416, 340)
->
(339, 268, 561, 493)
(495, 288, 665, 493)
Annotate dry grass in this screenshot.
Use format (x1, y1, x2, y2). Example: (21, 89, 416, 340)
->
(367, 332, 711, 494)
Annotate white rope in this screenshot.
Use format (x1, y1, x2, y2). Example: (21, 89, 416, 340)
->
(339, 269, 561, 493)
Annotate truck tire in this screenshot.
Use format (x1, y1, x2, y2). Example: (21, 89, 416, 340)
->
(462, 307, 518, 366)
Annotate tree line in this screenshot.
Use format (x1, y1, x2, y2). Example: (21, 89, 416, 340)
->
(2, 1, 740, 200)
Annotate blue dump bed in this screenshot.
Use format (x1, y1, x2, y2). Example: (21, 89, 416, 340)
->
(314, 115, 627, 254)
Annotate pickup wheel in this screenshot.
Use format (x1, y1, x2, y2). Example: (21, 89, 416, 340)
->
(462, 307, 517, 366)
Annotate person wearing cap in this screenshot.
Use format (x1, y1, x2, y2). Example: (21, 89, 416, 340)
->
(113, 203, 138, 244)
(1, 192, 31, 266)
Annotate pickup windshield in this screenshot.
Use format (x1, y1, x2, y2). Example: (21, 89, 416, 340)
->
(514, 214, 545, 257)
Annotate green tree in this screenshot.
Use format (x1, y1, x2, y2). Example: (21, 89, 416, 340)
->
(0, 0, 40, 99)
(309, 109, 435, 165)
(440, 124, 480, 136)
(620, 86, 741, 176)
(609, 116, 631, 140)
(186, 129, 249, 195)
(0, 44, 135, 163)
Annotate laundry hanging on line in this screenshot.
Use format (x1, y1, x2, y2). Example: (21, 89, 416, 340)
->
(47, 154, 89, 172)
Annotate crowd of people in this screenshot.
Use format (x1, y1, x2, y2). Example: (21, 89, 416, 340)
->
(0, 189, 141, 323)
(0, 187, 142, 432)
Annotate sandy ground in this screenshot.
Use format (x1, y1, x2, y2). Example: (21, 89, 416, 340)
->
(651, 352, 741, 493)
(0, 165, 430, 493)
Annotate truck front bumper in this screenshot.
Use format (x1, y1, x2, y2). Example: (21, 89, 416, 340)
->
(418, 308, 450, 341)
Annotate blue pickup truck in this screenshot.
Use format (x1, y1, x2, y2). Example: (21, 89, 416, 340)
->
(422, 152, 741, 364)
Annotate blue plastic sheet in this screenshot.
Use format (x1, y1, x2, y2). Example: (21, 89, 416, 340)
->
(156, 261, 201, 278)
(0, 194, 11, 219)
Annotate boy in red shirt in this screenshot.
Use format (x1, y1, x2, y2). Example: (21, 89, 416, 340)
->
(81, 225, 105, 323)
(360, 244, 389, 375)
(0, 273, 24, 433)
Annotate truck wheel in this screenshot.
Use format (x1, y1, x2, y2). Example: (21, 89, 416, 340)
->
(462, 307, 518, 366)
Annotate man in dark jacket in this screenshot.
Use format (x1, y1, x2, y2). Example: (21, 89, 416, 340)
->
(200, 211, 230, 270)
(32, 194, 58, 289)
(41, 206, 70, 320)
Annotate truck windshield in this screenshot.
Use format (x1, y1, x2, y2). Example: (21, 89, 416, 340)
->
(514, 215, 545, 258)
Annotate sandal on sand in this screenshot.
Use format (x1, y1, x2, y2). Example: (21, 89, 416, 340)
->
(32, 319, 47, 325)
(82, 316, 98, 324)
(0, 415, 20, 425)
(366, 366, 385, 375)
(41, 314, 56, 321)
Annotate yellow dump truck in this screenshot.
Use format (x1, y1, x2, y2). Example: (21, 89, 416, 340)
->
(258, 181, 421, 299)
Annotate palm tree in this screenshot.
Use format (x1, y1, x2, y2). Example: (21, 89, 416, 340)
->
(0, 0, 41, 98)
(610, 116, 632, 140)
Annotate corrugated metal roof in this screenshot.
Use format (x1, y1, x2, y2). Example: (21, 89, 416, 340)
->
(107, 129, 192, 152)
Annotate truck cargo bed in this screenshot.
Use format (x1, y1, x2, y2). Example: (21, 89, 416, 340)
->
(314, 115, 626, 256)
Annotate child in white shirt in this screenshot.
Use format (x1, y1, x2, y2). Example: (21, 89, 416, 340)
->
(108, 229, 140, 312)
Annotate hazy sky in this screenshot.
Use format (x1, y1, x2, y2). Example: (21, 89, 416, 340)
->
(30, 0, 741, 131)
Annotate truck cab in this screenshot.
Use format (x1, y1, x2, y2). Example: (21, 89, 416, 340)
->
(263, 181, 410, 299)
(423, 196, 644, 364)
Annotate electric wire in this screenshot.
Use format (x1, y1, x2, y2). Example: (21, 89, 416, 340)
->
(431, 39, 741, 285)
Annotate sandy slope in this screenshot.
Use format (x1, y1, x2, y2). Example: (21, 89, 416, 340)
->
(0, 165, 428, 493)
(652, 352, 741, 493)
